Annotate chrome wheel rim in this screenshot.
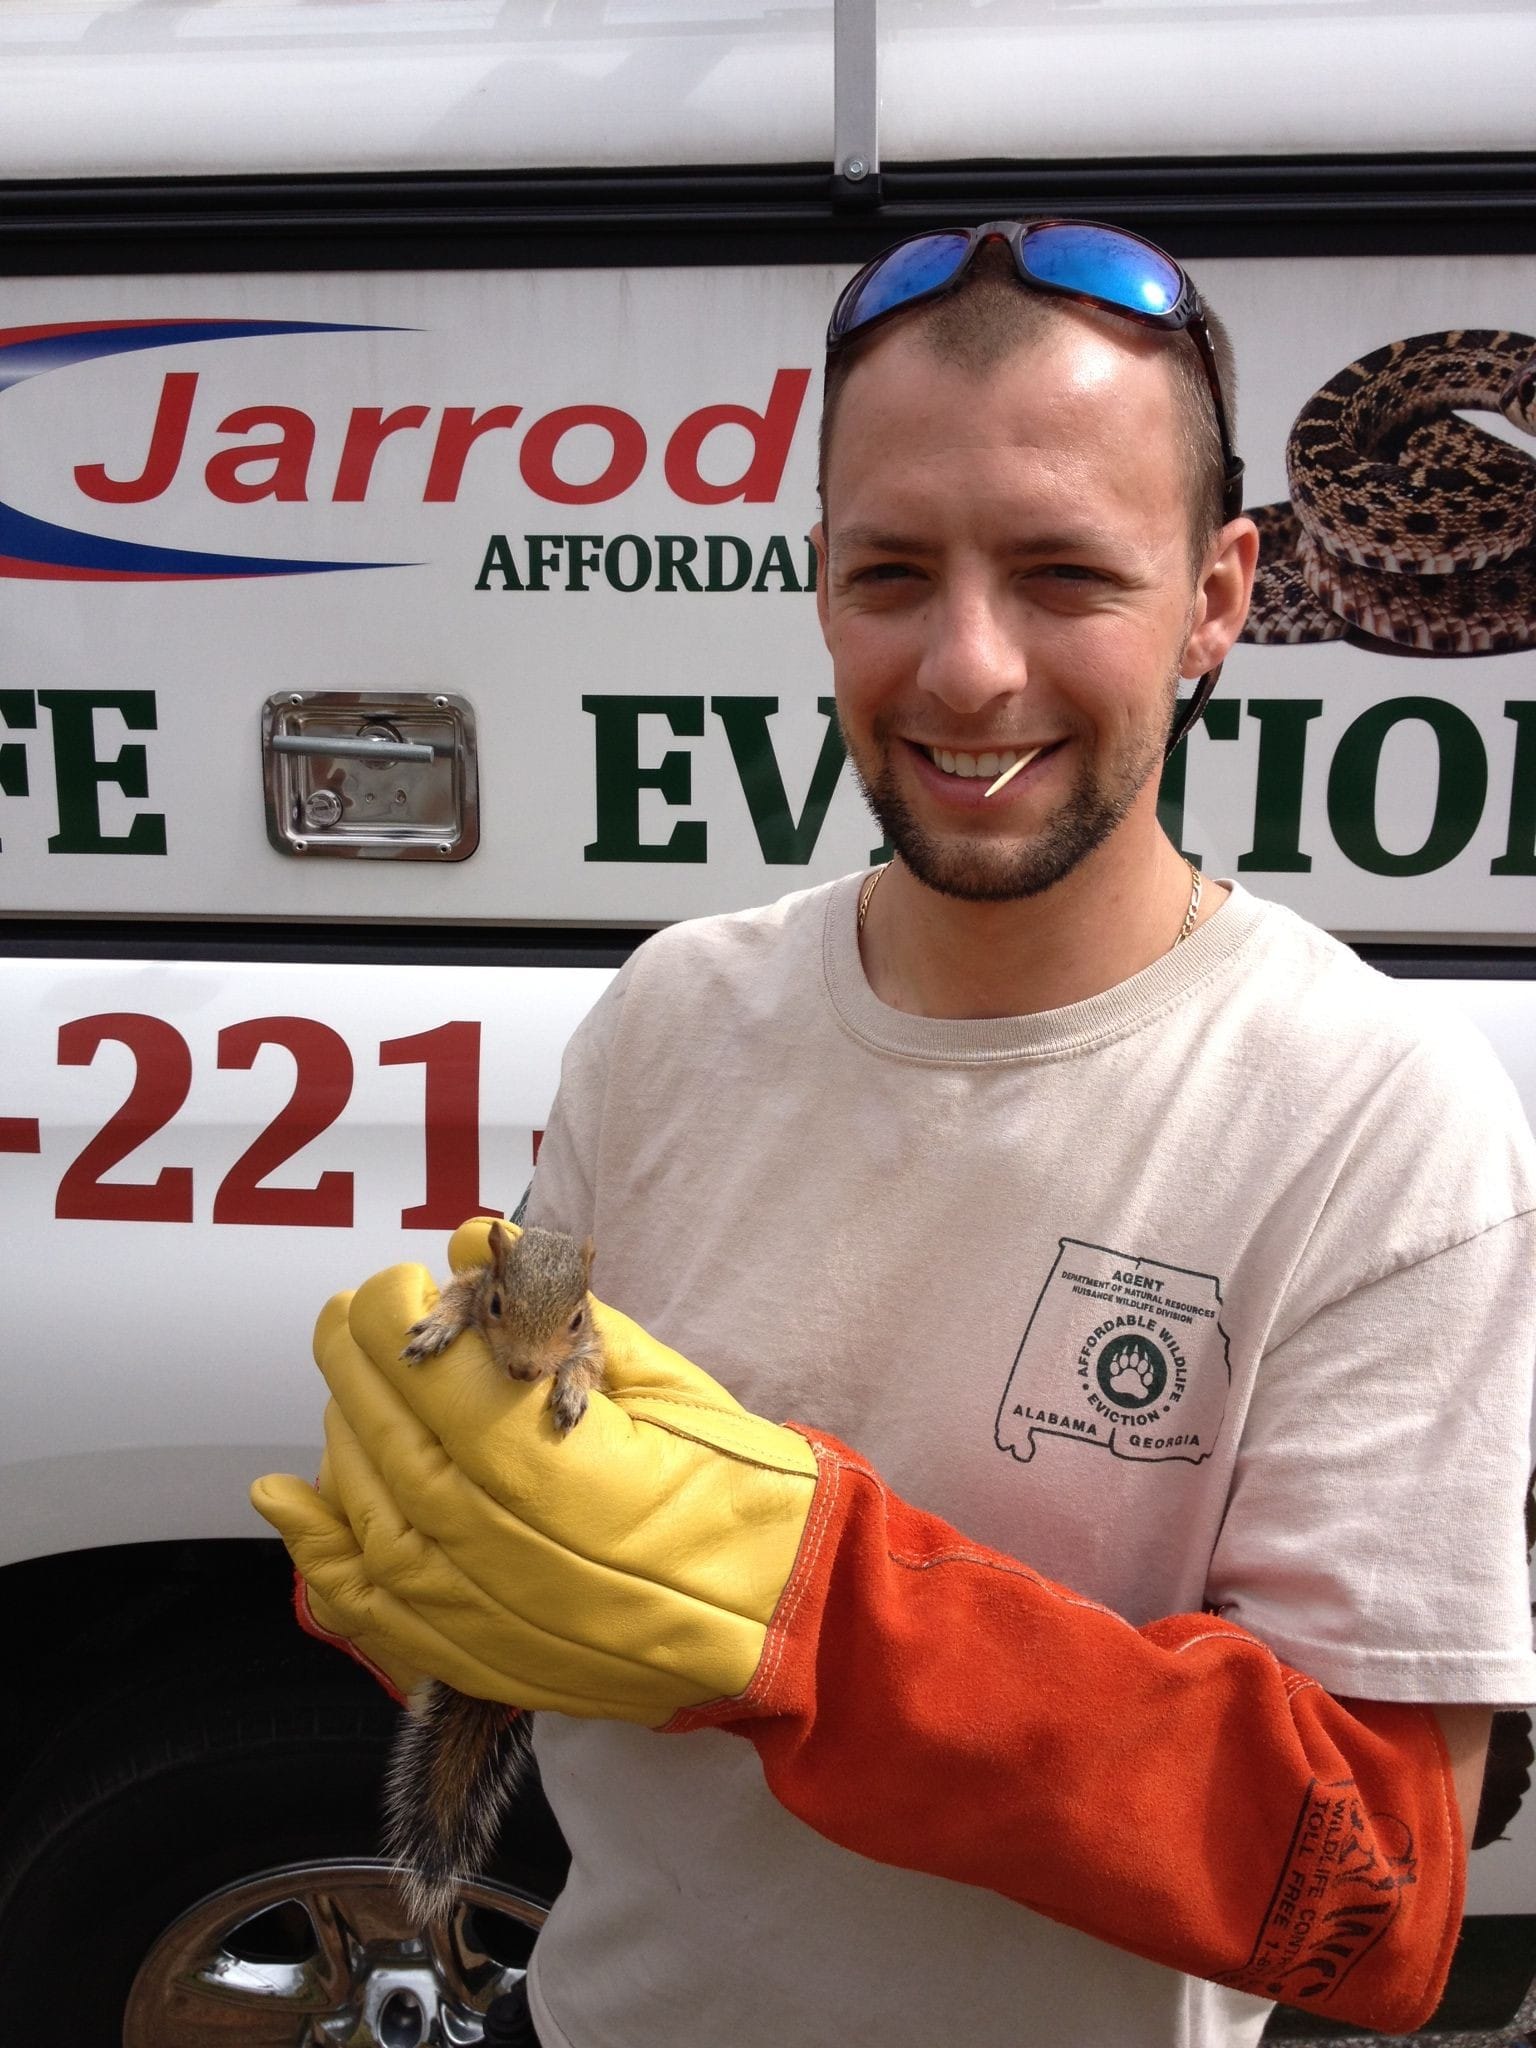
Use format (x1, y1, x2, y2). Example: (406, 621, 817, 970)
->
(123, 1858, 547, 2046)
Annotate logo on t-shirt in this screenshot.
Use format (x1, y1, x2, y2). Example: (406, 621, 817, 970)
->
(995, 1238, 1231, 1466)
(1094, 1332, 1169, 1409)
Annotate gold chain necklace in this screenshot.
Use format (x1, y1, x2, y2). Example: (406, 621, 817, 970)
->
(858, 859, 1204, 946)
(856, 861, 888, 933)
(1175, 860, 1203, 945)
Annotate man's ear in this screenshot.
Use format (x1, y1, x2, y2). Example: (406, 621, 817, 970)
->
(811, 520, 832, 647)
(1180, 515, 1260, 679)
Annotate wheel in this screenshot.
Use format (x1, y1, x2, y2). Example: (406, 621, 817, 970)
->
(122, 1858, 548, 2047)
(0, 1624, 566, 2045)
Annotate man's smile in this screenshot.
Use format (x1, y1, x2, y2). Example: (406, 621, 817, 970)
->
(904, 737, 1067, 804)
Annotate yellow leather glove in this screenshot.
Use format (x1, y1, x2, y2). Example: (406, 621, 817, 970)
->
(250, 1218, 819, 1723)
(251, 1221, 1463, 2034)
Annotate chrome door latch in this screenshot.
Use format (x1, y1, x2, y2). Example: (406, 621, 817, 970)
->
(261, 692, 479, 861)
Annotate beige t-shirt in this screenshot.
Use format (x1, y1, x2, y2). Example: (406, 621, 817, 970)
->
(523, 875, 1536, 2048)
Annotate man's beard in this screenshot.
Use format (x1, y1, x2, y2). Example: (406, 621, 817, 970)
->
(849, 694, 1174, 905)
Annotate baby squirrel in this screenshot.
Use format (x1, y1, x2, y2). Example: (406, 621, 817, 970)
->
(383, 1221, 604, 1923)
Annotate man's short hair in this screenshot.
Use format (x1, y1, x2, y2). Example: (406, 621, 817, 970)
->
(818, 241, 1238, 565)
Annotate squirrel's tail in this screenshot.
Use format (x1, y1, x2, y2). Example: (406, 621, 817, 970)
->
(383, 1680, 532, 1925)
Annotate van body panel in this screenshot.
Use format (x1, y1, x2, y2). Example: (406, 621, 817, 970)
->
(1, 952, 613, 1509)
(2, 252, 1533, 940)
(4, 4, 1535, 178)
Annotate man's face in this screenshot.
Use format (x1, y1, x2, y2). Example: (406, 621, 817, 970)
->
(815, 312, 1213, 903)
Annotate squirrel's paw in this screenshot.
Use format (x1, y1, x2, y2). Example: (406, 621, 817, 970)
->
(550, 1377, 589, 1436)
(400, 1308, 461, 1363)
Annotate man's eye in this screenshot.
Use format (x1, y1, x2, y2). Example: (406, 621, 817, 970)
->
(850, 561, 914, 583)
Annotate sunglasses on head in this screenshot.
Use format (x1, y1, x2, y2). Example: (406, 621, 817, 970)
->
(828, 219, 1243, 519)
(827, 219, 1246, 753)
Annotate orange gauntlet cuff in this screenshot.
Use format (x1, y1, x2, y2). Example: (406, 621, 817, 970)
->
(675, 1430, 1465, 2034)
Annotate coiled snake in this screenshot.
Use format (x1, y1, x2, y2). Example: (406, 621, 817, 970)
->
(1243, 329, 1536, 655)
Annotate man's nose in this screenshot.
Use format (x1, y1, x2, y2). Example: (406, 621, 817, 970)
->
(915, 584, 1029, 714)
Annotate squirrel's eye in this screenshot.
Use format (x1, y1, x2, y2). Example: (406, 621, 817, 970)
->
(568, 1307, 585, 1333)
(488, 1292, 502, 1318)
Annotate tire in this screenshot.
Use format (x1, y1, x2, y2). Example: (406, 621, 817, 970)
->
(0, 1625, 566, 2044)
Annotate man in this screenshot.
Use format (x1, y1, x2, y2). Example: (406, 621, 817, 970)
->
(255, 222, 1536, 2048)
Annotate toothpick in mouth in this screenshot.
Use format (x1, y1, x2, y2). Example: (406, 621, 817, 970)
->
(985, 747, 1043, 798)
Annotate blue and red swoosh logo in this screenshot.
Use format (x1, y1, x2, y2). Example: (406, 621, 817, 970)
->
(0, 319, 411, 581)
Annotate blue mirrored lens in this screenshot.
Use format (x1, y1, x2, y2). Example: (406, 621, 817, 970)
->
(1022, 223, 1182, 317)
(841, 232, 972, 332)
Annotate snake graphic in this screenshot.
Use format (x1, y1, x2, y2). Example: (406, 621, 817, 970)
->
(1242, 329, 1536, 656)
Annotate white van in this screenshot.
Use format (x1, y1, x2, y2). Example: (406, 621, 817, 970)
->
(0, 5, 1532, 2042)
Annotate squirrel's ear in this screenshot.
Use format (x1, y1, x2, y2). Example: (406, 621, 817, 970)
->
(580, 1235, 595, 1281)
(487, 1219, 513, 1276)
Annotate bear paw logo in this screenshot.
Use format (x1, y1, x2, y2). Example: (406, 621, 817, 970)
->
(1096, 1335, 1168, 1410)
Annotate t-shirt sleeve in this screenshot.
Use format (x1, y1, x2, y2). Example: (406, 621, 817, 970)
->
(1206, 1211, 1536, 1707)
(523, 964, 630, 1245)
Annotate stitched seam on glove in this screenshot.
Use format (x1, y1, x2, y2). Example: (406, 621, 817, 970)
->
(657, 1432, 844, 1730)
(889, 1545, 1122, 1614)
(293, 1573, 410, 1706)
(1419, 1716, 1462, 1994)
(825, 1464, 1395, 1710)
(793, 1439, 1130, 1632)
(743, 1432, 846, 1711)
(1422, 1716, 1463, 1988)
(626, 1403, 819, 1477)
